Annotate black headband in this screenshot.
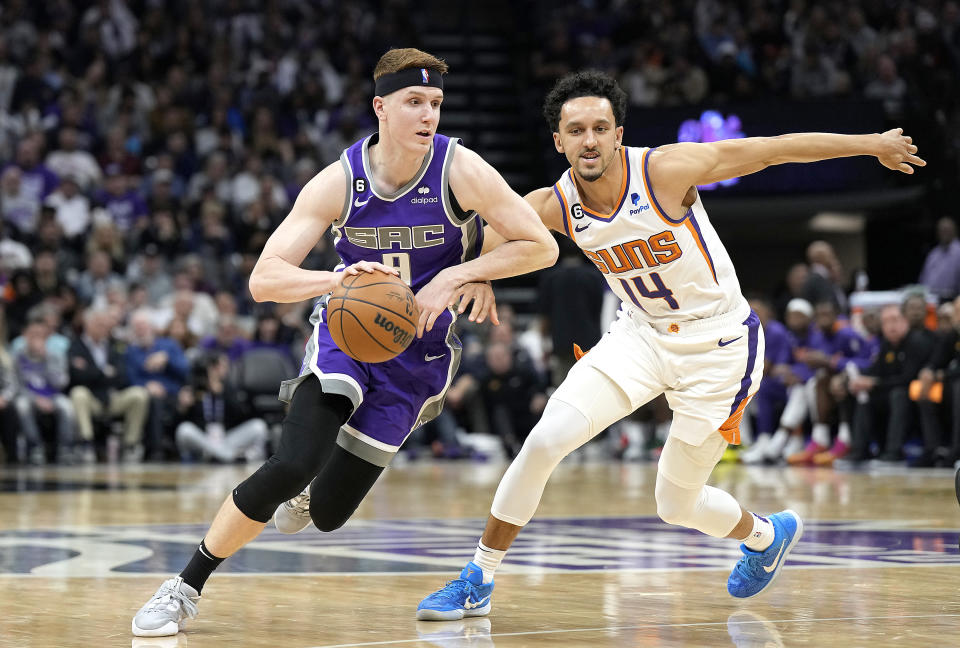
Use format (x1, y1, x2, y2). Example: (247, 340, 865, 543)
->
(374, 67, 444, 97)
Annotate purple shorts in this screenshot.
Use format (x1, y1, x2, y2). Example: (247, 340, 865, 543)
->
(279, 303, 459, 464)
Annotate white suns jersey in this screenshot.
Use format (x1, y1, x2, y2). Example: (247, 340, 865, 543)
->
(554, 146, 744, 323)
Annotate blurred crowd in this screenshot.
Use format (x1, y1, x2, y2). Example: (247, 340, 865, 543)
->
(0, 0, 412, 464)
(0, 1, 958, 469)
(529, 0, 960, 119)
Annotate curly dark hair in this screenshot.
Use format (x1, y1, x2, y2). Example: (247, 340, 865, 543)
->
(542, 70, 628, 132)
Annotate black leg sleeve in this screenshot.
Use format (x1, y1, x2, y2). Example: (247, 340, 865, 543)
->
(309, 445, 385, 532)
(233, 376, 353, 523)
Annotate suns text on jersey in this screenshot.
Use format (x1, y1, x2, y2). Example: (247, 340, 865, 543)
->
(582, 230, 683, 275)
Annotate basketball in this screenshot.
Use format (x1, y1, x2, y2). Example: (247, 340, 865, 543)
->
(326, 271, 420, 363)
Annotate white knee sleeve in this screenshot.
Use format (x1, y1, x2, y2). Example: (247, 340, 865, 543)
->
(490, 399, 592, 526)
(490, 367, 634, 526)
(655, 434, 742, 538)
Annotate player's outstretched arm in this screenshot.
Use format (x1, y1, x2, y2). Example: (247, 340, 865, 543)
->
(648, 128, 926, 219)
(249, 162, 396, 303)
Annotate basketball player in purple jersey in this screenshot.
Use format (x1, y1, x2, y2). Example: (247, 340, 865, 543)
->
(132, 48, 558, 637)
(418, 71, 925, 621)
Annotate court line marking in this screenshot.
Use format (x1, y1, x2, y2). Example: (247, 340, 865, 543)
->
(3, 561, 960, 579)
(308, 614, 960, 648)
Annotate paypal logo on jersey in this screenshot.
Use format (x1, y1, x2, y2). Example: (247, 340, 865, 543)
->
(411, 186, 438, 204)
(629, 192, 649, 215)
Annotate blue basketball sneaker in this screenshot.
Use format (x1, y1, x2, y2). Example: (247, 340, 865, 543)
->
(417, 562, 494, 621)
(727, 510, 803, 598)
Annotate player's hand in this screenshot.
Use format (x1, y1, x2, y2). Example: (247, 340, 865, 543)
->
(876, 128, 926, 174)
(342, 261, 400, 279)
(414, 270, 459, 338)
(455, 281, 500, 325)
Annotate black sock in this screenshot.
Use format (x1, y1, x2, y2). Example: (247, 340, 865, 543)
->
(178, 539, 225, 594)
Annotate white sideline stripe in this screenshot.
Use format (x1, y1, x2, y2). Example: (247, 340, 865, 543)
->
(308, 614, 960, 648)
(2, 562, 960, 579)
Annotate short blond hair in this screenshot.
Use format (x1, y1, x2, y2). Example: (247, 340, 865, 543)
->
(373, 48, 448, 80)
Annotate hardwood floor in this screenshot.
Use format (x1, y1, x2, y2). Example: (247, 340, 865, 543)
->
(0, 460, 957, 647)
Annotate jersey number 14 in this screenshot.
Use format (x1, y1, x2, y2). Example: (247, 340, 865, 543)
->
(619, 273, 679, 310)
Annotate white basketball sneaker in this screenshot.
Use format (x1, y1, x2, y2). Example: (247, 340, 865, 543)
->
(273, 481, 313, 534)
(132, 577, 199, 637)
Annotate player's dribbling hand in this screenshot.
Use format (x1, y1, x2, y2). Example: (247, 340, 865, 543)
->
(342, 261, 400, 278)
(455, 281, 500, 325)
(876, 128, 926, 174)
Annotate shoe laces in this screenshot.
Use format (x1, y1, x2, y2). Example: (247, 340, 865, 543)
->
(145, 580, 199, 619)
(429, 578, 473, 604)
(284, 489, 311, 518)
(736, 552, 770, 579)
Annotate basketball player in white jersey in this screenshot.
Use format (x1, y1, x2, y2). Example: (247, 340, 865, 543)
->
(417, 70, 925, 619)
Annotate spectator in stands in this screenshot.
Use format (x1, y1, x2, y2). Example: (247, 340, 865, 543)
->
(174, 352, 267, 463)
(864, 55, 907, 119)
(164, 318, 199, 360)
(848, 304, 934, 463)
(743, 297, 793, 458)
(0, 307, 20, 463)
(33, 250, 64, 300)
(68, 309, 150, 463)
(126, 244, 173, 304)
(85, 221, 127, 275)
(10, 303, 70, 359)
(45, 175, 92, 244)
(95, 165, 149, 236)
(0, 218, 32, 273)
(74, 250, 122, 305)
(13, 317, 74, 464)
(804, 241, 847, 312)
(1, 165, 40, 239)
(913, 295, 960, 466)
(45, 127, 101, 191)
(251, 312, 297, 363)
(6, 137, 58, 204)
(786, 300, 870, 465)
(919, 217, 960, 301)
(743, 298, 818, 464)
(472, 341, 548, 458)
(127, 310, 189, 460)
(5, 269, 42, 339)
(775, 262, 809, 320)
(199, 315, 251, 363)
(538, 236, 605, 387)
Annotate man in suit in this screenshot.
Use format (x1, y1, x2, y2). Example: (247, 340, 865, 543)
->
(68, 308, 149, 462)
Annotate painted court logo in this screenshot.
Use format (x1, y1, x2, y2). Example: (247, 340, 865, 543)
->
(3, 517, 958, 577)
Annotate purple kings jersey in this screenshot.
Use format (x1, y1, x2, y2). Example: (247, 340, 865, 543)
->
(331, 133, 484, 336)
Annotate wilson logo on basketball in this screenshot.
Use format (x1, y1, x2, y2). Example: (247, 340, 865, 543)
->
(374, 313, 413, 347)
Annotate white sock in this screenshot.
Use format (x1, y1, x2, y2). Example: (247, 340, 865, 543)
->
(473, 541, 505, 584)
(740, 512, 776, 552)
(837, 422, 852, 445)
(811, 423, 830, 448)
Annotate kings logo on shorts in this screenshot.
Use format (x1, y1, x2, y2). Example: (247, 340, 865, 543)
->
(374, 312, 413, 347)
